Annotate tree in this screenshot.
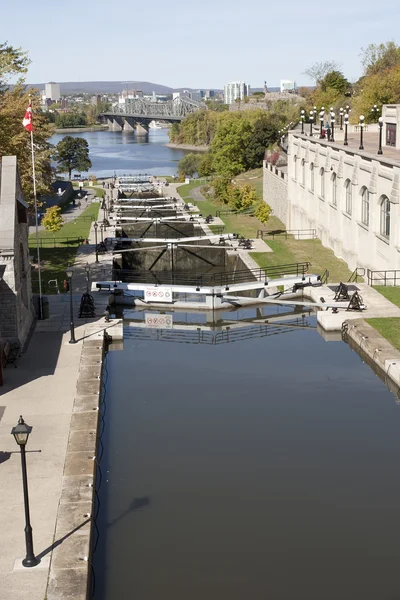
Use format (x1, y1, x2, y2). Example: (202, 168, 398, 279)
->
(244, 117, 279, 169)
(320, 70, 350, 94)
(54, 136, 92, 179)
(303, 61, 341, 84)
(177, 153, 200, 177)
(255, 203, 272, 224)
(0, 41, 29, 84)
(212, 176, 231, 204)
(211, 113, 253, 176)
(197, 152, 214, 177)
(42, 206, 64, 233)
(55, 112, 87, 128)
(361, 41, 400, 76)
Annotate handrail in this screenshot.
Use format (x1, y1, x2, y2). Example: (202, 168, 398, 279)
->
(28, 236, 84, 248)
(367, 269, 400, 286)
(257, 228, 317, 240)
(348, 267, 365, 283)
(320, 269, 329, 284)
(215, 207, 256, 218)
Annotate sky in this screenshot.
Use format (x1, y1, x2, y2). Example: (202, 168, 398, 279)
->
(2, 0, 400, 89)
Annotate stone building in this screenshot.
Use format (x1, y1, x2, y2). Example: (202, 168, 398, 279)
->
(0, 156, 34, 346)
(263, 107, 400, 278)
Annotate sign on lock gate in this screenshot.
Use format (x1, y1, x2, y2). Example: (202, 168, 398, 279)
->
(144, 287, 173, 303)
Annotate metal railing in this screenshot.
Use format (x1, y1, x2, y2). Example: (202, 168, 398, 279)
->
(31, 272, 63, 294)
(257, 228, 317, 240)
(112, 261, 312, 288)
(348, 267, 365, 283)
(28, 236, 85, 248)
(367, 269, 400, 286)
(215, 207, 256, 218)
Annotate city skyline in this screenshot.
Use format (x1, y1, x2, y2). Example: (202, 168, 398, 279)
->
(3, 0, 400, 88)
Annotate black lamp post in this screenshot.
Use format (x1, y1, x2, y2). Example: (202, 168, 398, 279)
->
(300, 109, 305, 134)
(100, 224, 104, 243)
(339, 108, 344, 130)
(378, 116, 383, 155)
(66, 266, 76, 344)
(359, 115, 365, 150)
(94, 222, 99, 263)
(319, 109, 325, 138)
(372, 104, 379, 122)
(330, 111, 335, 142)
(344, 113, 349, 146)
(85, 262, 90, 294)
(11, 416, 39, 568)
(309, 111, 314, 136)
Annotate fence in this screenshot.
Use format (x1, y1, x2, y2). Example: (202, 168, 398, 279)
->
(215, 208, 256, 218)
(28, 236, 85, 248)
(367, 269, 400, 286)
(112, 261, 311, 288)
(257, 229, 317, 240)
(31, 272, 62, 294)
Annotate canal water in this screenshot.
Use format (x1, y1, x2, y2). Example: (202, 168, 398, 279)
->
(93, 306, 400, 600)
(50, 129, 185, 178)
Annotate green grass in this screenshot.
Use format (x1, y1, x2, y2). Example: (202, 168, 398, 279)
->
(29, 203, 99, 292)
(177, 180, 206, 199)
(234, 168, 263, 196)
(373, 286, 400, 307)
(366, 318, 400, 351)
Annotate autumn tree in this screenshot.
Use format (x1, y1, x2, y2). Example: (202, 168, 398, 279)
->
(255, 202, 272, 224)
(177, 152, 200, 177)
(42, 205, 64, 233)
(53, 136, 92, 179)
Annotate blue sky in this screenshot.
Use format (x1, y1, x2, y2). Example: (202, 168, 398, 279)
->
(2, 0, 400, 88)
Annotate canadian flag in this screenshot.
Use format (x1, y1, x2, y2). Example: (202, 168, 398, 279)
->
(22, 102, 33, 132)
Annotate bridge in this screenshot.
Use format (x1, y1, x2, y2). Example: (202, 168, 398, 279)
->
(101, 96, 205, 135)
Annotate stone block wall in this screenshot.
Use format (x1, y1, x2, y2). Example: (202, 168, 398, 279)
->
(263, 162, 289, 226)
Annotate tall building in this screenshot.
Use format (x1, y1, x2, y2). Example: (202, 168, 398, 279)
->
(280, 80, 296, 93)
(224, 81, 250, 105)
(44, 82, 61, 102)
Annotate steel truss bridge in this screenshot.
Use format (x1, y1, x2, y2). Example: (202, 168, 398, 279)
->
(102, 96, 206, 123)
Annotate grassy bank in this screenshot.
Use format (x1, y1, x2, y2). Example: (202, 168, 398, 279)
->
(29, 203, 99, 293)
(178, 177, 353, 282)
(366, 287, 400, 350)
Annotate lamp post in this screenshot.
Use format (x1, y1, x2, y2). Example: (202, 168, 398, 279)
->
(378, 116, 383, 155)
(339, 108, 344, 130)
(372, 104, 379, 122)
(359, 115, 365, 150)
(94, 222, 99, 263)
(85, 262, 90, 294)
(330, 111, 335, 142)
(319, 109, 324, 138)
(66, 266, 76, 344)
(300, 109, 305, 134)
(100, 224, 104, 244)
(344, 113, 349, 146)
(309, 111, 314, 136)
(11, 416, 39, 568)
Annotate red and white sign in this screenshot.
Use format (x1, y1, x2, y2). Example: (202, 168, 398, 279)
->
(144, 286, 173, 303)
(145, 314, 173, 329)
(22, 102, 33, 132)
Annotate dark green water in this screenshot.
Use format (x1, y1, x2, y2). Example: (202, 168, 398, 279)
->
(93, 306, 400, 600)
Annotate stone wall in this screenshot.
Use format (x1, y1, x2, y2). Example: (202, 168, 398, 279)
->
(262, 162, 289, 226)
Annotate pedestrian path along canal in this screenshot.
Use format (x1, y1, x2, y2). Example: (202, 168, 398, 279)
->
(92, 305, 400, 599)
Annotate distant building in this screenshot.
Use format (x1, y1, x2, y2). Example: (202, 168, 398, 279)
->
(280, 80, 296, 93)
(224, 81, 250, 105)
(91, 95, 101, 106)
(44, 82, 61, 102)
(202, 90, 215, 99)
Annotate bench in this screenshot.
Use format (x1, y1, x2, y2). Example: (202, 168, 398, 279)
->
(2, 341, 21, 368)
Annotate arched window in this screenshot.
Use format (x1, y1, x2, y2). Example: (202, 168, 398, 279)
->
(301, 159, 305, 185)
(361, 187, 369, 226)
(380, 196, 390, 238)
(310, 163, 314, 192)
(320, 168, 325, 199)
(331, 173, 337, 206)
(294, 155, 298, 180)
(345, 179, 352, 215)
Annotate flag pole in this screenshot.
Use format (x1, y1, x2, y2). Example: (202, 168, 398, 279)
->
(30, 129, 43, 319)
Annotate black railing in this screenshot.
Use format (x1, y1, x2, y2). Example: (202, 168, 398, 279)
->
(28, 236, 85, 248)
(31, 272, 62, 294)
(348, 267, 365, 283)
(257, 229, 317, 240)
(215, 207, 256, 218)
(367, 269, 400, 286)
(110, 262, 311, 288)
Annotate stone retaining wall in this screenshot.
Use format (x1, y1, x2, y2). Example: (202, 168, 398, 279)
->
(262, 162, 288, 226)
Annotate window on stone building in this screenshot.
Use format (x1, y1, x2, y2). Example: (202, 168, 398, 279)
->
(320, 168, 325, 199)
(331, 173, 337, 206)
(361, 187, 369, 227)
(301, 159, 305, 185)
(345, 179, 352, 215)
(310, 163, 314, 192)
(380, 195, 390, 238)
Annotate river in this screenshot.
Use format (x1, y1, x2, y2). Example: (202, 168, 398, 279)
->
(50, 129, 186, 178)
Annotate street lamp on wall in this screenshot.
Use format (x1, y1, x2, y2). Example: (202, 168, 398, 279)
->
(300, 109, 305, 134)
(94, 222, 99, 264)
(378, 117, 383, 155)
(372, 104, 379, 122)
(344, 113, 349, 146)
(65, 266, 76, 344)
(309, 111, 314, 136)
(11, 416, 39, 568)
(339, 108, 344, 130)
(319, 109, 325, 139)
(330, 111, 335, 142)
(359, 115, 365, 150)
(85, 262, 90, 294)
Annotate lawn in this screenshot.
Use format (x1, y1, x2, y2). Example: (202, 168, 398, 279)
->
(373, 286, 400, 307)
(29, 203, 99, 293)
(366, 317, 400, 351)
(234, 168, 263, 196)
